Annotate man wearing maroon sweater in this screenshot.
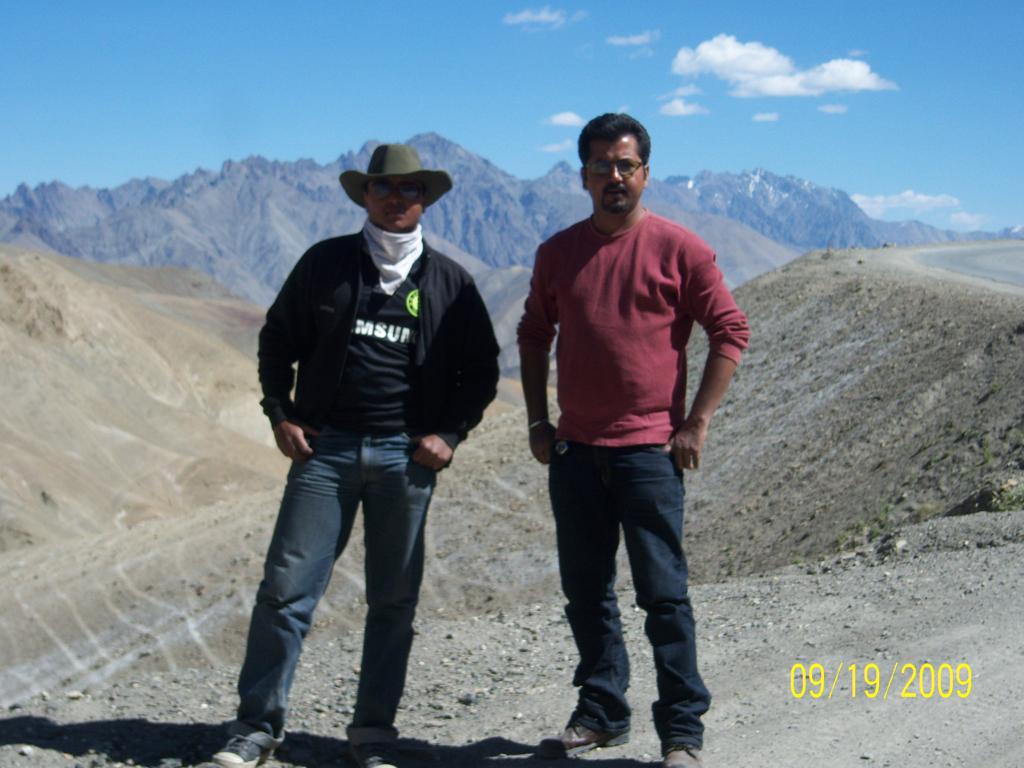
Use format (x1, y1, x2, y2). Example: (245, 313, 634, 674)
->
(517, 113, 750, 768)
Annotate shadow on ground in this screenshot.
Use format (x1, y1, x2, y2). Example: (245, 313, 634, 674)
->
(0, 717, 653, 766)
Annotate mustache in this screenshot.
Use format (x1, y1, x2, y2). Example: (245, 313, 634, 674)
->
(603, 184, 628, 194)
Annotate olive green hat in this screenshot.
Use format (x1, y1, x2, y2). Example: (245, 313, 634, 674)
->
(339, 143, 453, 208)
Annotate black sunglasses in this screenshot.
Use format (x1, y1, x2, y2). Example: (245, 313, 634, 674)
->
(585, 159, 644, 179)
(367, 180, 424, 201)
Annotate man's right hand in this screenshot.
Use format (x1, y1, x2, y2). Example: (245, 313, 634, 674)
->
(528, 420, 556, 464)
(273, 420, 319, 461)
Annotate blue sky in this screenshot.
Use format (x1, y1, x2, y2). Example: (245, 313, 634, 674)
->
(3, 1, 1022, 231)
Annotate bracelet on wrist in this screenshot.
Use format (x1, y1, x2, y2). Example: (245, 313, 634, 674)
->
(528, 418, 551, 430)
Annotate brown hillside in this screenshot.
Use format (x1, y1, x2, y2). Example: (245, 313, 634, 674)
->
(683, 246, 1024, 579)
(0, 245, 282, 552)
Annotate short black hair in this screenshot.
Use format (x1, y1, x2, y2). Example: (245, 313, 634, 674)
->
(578, 113, 651, 166)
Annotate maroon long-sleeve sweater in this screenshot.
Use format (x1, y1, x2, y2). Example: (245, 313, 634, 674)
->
(517, 211, 750, 446)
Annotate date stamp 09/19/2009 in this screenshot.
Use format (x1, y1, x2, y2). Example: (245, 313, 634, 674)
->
(789, 661, 973, 700)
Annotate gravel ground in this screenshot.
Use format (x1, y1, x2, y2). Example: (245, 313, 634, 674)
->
(3, 508, 1022, 768)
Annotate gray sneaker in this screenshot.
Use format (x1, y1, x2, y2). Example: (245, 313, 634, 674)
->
(212, 733, 279, 768)
(349, 742, 401, 768)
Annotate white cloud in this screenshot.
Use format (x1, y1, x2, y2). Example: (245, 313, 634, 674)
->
(671, 34, 897, 97)
(660, 98, 709, 116)
(848, 49, 868, 58)
(799, 59, 895, 95)
(673, 34, 791, 80)
(753, 112, 779, 122)
(853, 190, 989, 230)
(658, 85, 702, 100)
(607, 30, 660, 46)
(818, 104, 848, 114)
(545, 111, 585, 126)
(851, 190, 961, 218)
(541, 139, 574, 153)
(676, 84, 702, 96)
(951, 211, 988, 230)
(503, 6, 566, 29)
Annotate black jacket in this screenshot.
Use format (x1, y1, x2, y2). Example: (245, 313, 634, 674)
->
(258, 233, 500, 449)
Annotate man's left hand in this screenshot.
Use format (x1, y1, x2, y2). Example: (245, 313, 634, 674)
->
(412, 434, 454, 470)
(667, 420, 709, 471)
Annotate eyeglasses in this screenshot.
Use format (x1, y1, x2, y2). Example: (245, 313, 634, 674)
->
(366, 180, 424, 201)
(585, 159, 645, 179)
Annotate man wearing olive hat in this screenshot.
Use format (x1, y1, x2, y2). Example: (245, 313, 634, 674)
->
(213, 144, 499, 768)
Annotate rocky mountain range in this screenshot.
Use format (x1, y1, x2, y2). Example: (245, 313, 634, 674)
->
(658, 169, 1022, 251)
(6, 132, 1012, 313)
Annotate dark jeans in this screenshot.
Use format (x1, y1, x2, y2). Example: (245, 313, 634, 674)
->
(549, 441, 710, 749)
(233, 429, 435, 741)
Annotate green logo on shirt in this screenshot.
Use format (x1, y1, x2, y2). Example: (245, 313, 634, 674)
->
(405, 289, 420, 318)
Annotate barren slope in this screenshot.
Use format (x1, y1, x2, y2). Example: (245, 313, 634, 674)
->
(682, 244, 1024, 579)
(0, 246, 282, 553)
(1, 242, 1022, 767)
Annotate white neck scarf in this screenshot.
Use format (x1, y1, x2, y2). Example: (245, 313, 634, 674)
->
(362, 218, 423, 295)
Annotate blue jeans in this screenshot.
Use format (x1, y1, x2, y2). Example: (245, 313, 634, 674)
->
(233, 429, 435, 741)
(548, 441, 710, 749)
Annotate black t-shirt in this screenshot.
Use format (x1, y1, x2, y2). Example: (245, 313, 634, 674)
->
(328, 253, 423, 432)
